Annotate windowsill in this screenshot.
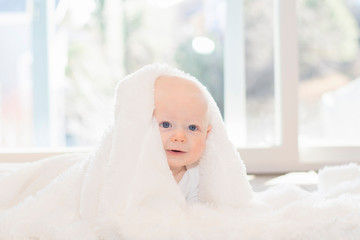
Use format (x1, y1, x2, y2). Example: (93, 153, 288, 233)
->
(0, 147, 92, 163)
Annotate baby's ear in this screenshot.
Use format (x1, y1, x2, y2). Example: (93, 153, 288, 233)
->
(206, 125, 212, 138)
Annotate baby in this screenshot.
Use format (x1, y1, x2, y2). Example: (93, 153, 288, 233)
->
(154, 76, 212, 202)
(0, 64, 254, 239)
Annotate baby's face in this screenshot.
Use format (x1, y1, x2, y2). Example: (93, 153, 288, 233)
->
(154, 76, 211, 171)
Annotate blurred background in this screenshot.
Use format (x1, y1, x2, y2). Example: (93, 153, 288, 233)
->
(0, 0, 359, 149)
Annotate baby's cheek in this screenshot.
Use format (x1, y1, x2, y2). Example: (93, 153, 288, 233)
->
(193, 137, 207, 157)
(159, 132, 168, 149)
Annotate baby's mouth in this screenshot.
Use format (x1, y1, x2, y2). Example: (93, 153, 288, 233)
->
(167, 149, 185, 154)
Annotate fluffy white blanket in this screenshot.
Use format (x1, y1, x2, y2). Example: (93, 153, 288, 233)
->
(1, 64, 360, 239)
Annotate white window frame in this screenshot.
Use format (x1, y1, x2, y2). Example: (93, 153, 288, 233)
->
(1, 0, 360, 174)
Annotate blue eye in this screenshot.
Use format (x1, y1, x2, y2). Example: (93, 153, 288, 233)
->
(188, 125, 198, 131)
(160, 122, 171, 128)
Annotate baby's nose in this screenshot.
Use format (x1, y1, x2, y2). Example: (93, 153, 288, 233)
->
(171, 131, 186, 143)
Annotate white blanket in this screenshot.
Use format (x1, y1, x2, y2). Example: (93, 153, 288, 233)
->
(1, 63, 359, 239)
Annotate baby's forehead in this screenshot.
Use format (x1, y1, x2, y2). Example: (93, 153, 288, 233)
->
(154, 75, 210, 121)
(155, 75, 201, 91)
(155, 76, 207, 101)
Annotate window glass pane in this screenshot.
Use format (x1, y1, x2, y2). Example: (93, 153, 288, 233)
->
(0, 0, 225, 148)
(0, 7, 32, 148)
(244, 0, 275, 147)
(298, 0, 360, 146)
(0, 0, 27, 12)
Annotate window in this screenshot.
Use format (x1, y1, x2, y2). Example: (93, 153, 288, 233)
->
(297, 0, 360, 146)
(1, 0, 360, 173)
(229, 0, 360, 173)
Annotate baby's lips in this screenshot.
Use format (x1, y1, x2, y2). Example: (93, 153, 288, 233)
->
(167, 149, 186, 153)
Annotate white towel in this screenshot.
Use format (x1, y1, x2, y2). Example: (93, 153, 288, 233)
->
(0, 63, 359, 240)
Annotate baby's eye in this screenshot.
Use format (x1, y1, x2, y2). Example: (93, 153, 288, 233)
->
(188, 125, 198, 131)
(160, 122, 172, 128)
